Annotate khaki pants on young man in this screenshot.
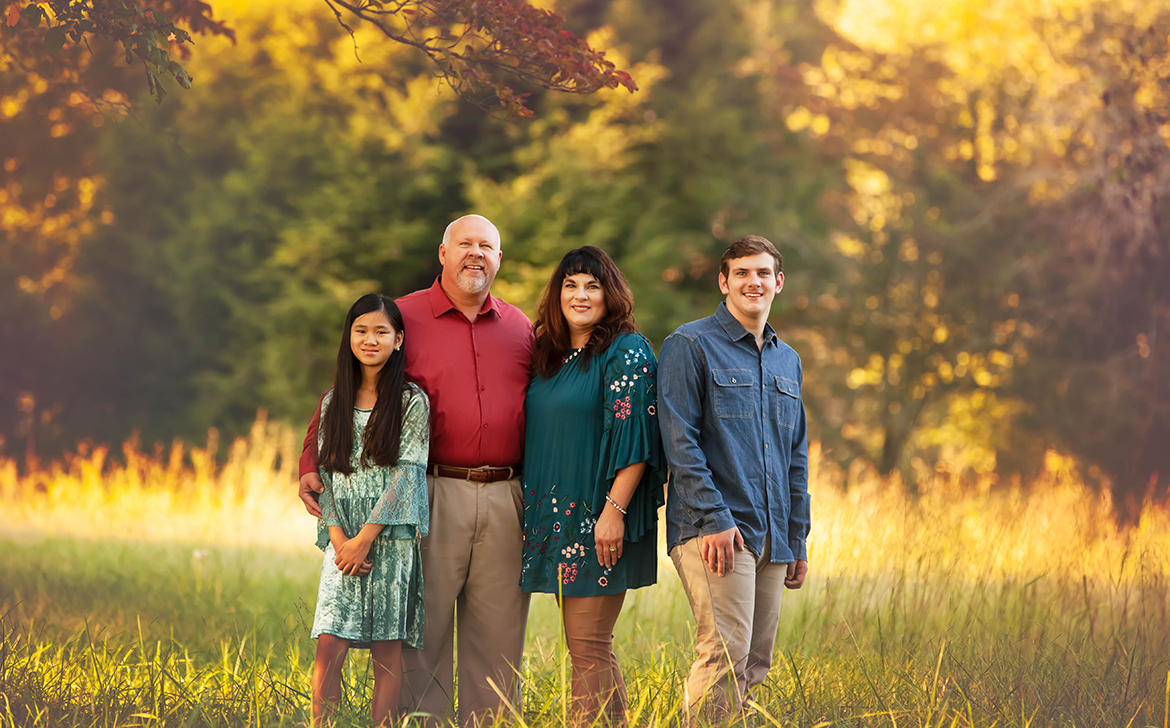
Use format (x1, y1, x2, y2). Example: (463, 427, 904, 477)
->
(401, 474, 531, 726)
(670, 536, 786, 720)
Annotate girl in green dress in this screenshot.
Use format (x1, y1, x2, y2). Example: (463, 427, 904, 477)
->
(521, 247, 667, 725)
(310, 293, 430, 726)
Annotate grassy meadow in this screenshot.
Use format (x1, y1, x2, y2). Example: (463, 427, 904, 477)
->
(1, 418, 1169, 727)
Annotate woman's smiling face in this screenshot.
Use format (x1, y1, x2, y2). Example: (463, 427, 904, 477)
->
(561, 272, 607, 340)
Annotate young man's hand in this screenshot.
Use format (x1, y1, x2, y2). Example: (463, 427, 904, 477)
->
(701, 526, 744, 577)
(785, 559, 808, 589)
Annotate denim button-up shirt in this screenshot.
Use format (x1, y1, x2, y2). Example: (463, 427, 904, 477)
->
(658, 302, 810, 563)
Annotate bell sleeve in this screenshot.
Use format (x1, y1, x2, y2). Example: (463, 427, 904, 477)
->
(366, 386, 431, 537)
(596, 333, 668, 543)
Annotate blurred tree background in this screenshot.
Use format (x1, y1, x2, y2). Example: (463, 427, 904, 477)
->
(2, 0, 1166, 502)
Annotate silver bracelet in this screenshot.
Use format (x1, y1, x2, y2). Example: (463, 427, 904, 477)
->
(605, 494, 627, 515)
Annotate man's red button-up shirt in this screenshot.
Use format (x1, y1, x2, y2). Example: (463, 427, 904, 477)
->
(299, 278, 534, 475)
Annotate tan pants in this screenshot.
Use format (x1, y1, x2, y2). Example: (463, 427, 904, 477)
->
(401, 475, 530, 726)
(670, 537, 785, 720)
(558, 593, 628, 725)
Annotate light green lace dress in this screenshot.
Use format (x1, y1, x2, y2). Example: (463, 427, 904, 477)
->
(311, 384, 430, 649)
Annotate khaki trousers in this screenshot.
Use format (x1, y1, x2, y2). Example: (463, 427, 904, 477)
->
(401, 475, 531, 726)
(670, 537, 785, 719)
(558, 593, 628, 725)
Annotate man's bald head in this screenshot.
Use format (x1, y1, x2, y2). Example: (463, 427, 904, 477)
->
(442, 214, 501, 250)
(439, 214, 503, 297)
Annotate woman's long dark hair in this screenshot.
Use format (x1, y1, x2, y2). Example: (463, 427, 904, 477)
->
(319, 293, 408, 475)
(532, 246, 637, 378)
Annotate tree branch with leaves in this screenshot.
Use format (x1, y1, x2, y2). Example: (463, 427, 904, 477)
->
(321, 0, 637, 116)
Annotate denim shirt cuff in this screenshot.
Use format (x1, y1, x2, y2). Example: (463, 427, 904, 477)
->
(698, 508, 737, 536)
(789, 539, 808, 562)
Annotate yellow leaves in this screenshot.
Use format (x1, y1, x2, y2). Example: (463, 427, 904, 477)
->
(833, 232, 867, 259)
(938, 360, 954, 382)
(817, 0, 1170, 204)
(847, 353, 886, 389)
(846, 158, 906, 231)
(1, 95, 21, 117)
(786, 106, 831, 135)
(3, 174, 104, 304)
(785, 105, 812, 131)
(899, 238, 919, 261)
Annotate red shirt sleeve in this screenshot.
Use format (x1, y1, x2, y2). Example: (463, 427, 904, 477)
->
(299, 396, 323, 478)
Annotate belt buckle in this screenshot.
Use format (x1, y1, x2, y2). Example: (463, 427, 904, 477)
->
(465, 466, 513, 482)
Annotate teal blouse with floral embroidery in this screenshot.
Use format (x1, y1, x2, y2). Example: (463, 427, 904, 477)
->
(520, 332, 667, 597)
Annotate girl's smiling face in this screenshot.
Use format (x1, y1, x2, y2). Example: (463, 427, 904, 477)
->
(350, 309, 402, 371)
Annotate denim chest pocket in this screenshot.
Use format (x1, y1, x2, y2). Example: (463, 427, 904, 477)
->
(712, 369, 756, 419)
(775, 376, 801, 430)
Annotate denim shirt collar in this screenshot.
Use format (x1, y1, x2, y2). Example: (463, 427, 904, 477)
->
(714, 301, 779, 349)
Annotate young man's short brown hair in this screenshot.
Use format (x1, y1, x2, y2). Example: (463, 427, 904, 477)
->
(720, 235, 783, 278)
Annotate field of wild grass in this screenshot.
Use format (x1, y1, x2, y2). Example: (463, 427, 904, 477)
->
(2, 417, 1169, 727)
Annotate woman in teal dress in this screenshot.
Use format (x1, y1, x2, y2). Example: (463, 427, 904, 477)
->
(521, 246, 667, 725)
(309, 293, 430, 726)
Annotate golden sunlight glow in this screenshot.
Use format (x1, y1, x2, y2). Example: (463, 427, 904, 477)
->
(3, 420, 1166, 591)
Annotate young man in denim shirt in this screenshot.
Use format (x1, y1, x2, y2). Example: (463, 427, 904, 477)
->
(658, 235, 810, 719)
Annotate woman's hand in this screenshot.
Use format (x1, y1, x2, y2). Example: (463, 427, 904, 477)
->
(594, 505, 625, 569)
(334, 534, 374, 576)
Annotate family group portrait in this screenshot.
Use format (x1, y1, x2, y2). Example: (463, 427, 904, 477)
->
(2, 0, 1168, 727)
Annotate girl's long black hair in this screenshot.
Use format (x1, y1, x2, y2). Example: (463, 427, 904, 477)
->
(318, 293, 408, 474)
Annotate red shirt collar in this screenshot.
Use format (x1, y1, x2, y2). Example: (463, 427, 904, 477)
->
(426, 277, 500, 319)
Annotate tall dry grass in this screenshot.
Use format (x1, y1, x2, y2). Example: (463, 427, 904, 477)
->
(1, 419, 1169, 727)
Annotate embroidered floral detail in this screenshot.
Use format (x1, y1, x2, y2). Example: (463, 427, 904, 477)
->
(613, 396, 632, 420)
(648, 405, 656, 415)
(559, 562, 579, 584)
(554, 523, 561, 532)
(598, 576, 608, 587)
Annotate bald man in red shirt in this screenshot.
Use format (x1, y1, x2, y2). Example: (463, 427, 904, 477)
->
(298, 215, 534, 726)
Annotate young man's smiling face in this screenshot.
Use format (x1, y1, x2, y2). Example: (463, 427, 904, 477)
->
(718, 251, 784, 327)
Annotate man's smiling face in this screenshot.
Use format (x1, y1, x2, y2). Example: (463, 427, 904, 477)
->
(718, 251, 784, 326)
(439, 216, 502, 295)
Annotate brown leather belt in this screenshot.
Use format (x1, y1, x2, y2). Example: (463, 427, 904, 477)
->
(429, 464, 518, 483)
